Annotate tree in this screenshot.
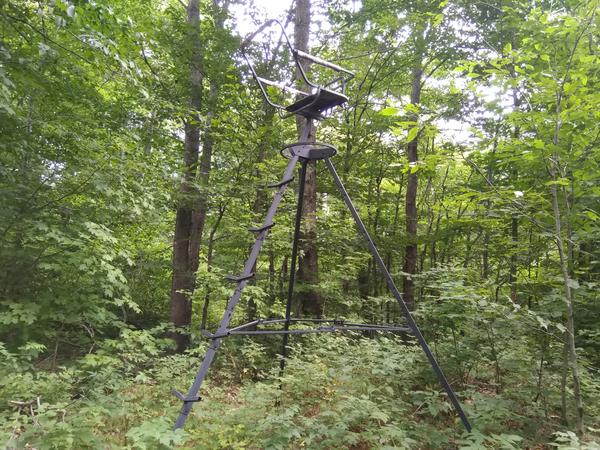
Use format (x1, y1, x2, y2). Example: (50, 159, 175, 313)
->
(170, 0, 204, 352)
(295, 0, 323, 318)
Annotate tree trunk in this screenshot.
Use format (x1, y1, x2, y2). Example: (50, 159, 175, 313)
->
(549, 39, 584, 432)
(170, 0, 203, 353)
(509, 214, 518, 301)
(402, 55, 422, 311)
(189, 81, 218, 279)
(550, 166, 584, 436)
(200, 203, 226, 331)
(294, 0, 322, 318)
(482, 125, 499, 279)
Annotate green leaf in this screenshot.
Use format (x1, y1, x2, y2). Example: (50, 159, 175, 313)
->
(407, 126, 419, 143)
(379, 107, 398, 116)
(380, 178, 400, 193)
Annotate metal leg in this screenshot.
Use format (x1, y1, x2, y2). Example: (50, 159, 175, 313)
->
(173, 153, 300, 430)
(279, 159, 308, 377)
(324, 157, 472, 433)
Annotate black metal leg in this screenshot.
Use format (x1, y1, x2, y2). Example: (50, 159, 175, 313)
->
(279, 159, 308, 377)
(324, 157, 472, 433)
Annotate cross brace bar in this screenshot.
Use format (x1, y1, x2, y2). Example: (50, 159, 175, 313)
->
(201, 324, 412, 339)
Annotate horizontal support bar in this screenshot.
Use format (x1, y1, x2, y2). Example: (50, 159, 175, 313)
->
(203, 324, 412, 339)
(294, 50, 355, 76)
(228, 320, 261, 333)
(235, 317, 408, 328)
(229, 325, 411, 336)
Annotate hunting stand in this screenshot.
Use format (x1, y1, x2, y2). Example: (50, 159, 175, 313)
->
(172, 20, 472, 433)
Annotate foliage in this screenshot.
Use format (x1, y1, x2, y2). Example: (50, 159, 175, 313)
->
(1, 0, 600, 448)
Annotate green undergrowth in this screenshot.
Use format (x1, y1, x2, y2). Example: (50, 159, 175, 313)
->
(1, 329, 599, 449)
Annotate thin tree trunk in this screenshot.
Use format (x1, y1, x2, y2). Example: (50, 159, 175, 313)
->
(549, 28, 585, 431)
(482, 126, 499, 279)
(431, 165, 449, 269)
(189, 80, 219, 279)
(402, 49, 423, 311)
(200, 203, 226, 331)
(550, 173, 583, 436)
(509, 215, 518, 301)
(560, 336, 569, 424)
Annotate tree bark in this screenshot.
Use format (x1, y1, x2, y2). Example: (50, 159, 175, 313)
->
(170, 0, 203, 353)
(294, 0, 322, 318)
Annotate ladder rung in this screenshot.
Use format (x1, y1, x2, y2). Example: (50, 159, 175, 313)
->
(172, 389, 201, 403)
(248, 222, 275, 233)
(267, 176, 294, 188)
(225, 272, 255, 282)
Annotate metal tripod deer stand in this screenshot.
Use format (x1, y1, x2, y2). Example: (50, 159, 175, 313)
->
(172, 20, 472, 433)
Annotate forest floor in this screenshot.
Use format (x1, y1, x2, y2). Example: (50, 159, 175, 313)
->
(2, 331, 599, 449)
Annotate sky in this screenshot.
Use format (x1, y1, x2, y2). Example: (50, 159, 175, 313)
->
(230, 0, 294, 36)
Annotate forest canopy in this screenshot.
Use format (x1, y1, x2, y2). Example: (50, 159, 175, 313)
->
(1, 0, 600, 448)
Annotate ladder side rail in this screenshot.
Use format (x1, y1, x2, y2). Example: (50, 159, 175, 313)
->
(173, 150, 302, 430)
(324, 157, 473, 433)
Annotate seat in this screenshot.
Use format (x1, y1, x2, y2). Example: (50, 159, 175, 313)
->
(285, 88, 348, 118)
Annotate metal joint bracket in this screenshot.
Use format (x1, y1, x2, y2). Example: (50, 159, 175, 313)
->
(225, 272, 255, 282)
(172, 389, 201, 403)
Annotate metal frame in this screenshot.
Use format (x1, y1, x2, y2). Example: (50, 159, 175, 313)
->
(241, 19, 354, 119)
(172, 23, 472, 434)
